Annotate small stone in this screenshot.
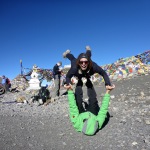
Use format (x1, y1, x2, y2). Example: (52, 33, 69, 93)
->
(132, 141, 138, 146)
(110, 95, 115, 99)
(144, 118, 150, 125)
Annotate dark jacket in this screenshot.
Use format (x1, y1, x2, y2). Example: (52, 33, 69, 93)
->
(66, 61, 111, 86)
(53, 64, 61, 79)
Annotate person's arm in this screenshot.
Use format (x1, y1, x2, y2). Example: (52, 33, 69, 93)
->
(66, 69, 73, 84)
(67, 89, 85, 132)
(67, 90, 80, 123)
(65, 67, 77, 85)
(97, 85, 115, 129)
(93, 62, 111, 86)
(97, 93, 110, 129)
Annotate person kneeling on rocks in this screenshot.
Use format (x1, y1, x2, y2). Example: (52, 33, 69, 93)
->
(66, 84, 115, 136)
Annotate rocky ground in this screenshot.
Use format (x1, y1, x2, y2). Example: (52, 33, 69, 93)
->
(0, 75, 150, 150)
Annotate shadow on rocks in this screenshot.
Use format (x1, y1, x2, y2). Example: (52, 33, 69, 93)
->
(101, 112, 112, 129)
(93, 112, 112, 136)
(61, 91, 68, 96)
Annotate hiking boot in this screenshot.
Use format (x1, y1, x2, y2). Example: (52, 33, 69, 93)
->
(63, 49, 71, 58)
(85, 45, 91, 51)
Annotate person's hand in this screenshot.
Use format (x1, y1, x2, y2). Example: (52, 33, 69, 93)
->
(106, 84, 115, 94)
(64, 84, 73, 90)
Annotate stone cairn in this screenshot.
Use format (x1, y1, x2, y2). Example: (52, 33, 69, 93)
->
(10, 74, 29, 92)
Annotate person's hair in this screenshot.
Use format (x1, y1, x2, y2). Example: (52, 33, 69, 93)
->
(76, 53, 92, 70)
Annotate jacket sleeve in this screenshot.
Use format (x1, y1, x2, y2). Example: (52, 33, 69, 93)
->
(67, 90, 80, 123)
(53, 65, 60, 75)
(92, 62, 111, 86)
(66, 68, 77, 85)
(97, 93, 110, 129)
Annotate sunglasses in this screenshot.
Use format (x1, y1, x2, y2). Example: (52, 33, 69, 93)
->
(79, 61, 89, 64)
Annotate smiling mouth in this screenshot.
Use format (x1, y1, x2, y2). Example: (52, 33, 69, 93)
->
(81, 65, 87, 69)
(82, 65, 86, 67)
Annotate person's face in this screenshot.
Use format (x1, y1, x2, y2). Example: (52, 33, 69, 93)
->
(79, 58, 89, 70)
(58, 63, 61, 67)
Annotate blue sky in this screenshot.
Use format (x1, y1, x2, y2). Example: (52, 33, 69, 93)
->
(0, 0, 150, 80)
